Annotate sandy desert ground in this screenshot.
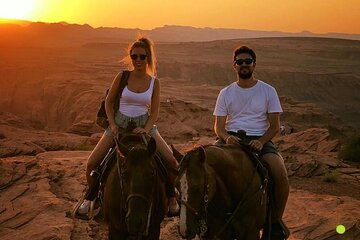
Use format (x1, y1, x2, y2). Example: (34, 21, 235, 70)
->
(0, 36, 360, 239)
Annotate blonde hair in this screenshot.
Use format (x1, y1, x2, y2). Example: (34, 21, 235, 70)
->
(122, 35, 157, 76)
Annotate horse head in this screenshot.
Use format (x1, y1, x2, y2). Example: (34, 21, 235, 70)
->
(116, 133, 159, 237)
(176, 146, 212, 239)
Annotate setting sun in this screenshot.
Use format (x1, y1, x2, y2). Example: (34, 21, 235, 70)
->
(0, 0, 359, 34)
(0, 0, 36, 19)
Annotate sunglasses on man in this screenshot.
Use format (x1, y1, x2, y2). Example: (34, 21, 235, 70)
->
(130, 54, 147, 60)
(235, 58, 254, 65)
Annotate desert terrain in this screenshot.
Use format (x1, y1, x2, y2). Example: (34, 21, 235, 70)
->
(0, 25, 360, 240)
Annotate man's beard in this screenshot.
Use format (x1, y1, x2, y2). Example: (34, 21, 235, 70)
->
(238, 68, 253, 79)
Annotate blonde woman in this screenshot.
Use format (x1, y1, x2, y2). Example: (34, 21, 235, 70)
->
(75, 37, 179, 218)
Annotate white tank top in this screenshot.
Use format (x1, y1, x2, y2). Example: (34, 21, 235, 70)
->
(119, 76, 155, 117)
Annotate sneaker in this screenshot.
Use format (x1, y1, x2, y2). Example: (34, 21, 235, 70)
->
(167, 197, 180, 217)
(77, 199, 91, 215)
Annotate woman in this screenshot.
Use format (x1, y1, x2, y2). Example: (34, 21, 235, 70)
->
(76, 36, 179, 217)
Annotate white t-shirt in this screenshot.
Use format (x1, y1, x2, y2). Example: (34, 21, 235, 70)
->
(119, 76, 155, 117)
(213, 80, 282, 136)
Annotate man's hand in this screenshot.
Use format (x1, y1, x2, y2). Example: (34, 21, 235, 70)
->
(249, 139, 263, 152)
(225, 135, 241, 145)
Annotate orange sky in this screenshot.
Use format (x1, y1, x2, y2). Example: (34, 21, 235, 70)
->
(1, 0, 359, 34)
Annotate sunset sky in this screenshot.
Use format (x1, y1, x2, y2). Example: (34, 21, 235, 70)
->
(0, 0, 359, 34)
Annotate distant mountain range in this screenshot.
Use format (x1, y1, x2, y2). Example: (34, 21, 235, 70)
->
(0, 19, 359, 47)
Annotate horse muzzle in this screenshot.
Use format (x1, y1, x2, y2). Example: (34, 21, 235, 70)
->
(125, 213, 147, 237)
(125, 195, 152, 237)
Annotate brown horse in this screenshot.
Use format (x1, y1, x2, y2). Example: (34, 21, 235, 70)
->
(103, 134, 167, 240)
(176, 144, 269, 240)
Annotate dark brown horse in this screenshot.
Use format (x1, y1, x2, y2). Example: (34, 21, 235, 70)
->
(103, 134, 167, 240)
(176, 144, 269, 240)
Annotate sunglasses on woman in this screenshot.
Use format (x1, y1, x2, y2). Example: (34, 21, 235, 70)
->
(130, 54, 147, 60)
(235, 58, 254, 65)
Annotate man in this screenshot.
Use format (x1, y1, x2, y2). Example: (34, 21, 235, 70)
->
(213, 46, 289, 239)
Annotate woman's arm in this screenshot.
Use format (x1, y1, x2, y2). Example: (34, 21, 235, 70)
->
(143, 78, 160, 133)
(105, 72, 122, 133)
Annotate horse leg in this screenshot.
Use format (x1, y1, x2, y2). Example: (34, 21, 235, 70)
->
(86, 133, 114, 186)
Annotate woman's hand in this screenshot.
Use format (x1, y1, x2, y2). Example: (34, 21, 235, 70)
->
(110, 124, 119, 136)
(133, 127, 147, 134)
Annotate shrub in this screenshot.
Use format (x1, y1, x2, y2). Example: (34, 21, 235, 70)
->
(323, 171, 339, 183)
(338, 136, 360, 162)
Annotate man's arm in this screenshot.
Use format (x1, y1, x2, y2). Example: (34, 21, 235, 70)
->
(250, 112, 280, 151)
(214, 116, 241, 144)
(214, 116, 228, 141)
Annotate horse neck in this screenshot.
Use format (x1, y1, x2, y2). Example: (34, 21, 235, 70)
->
(204, 145, 258, 206)
(205, 163, 233, 211)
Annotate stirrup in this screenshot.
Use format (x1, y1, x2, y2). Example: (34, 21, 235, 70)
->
(71, 196, 100, 220)
(71, 194, 86, 219)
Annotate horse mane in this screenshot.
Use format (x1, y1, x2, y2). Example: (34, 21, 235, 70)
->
(184, 144, 244, 157)
(184, 144, 214, 154)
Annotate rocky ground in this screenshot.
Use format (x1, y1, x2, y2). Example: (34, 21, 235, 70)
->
(1, 115, 359, 240)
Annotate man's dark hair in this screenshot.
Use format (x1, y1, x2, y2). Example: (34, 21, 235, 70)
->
(233, 46, 256, 63)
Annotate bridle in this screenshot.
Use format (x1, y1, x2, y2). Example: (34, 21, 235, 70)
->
(177, 158, 210, 239)
(114, 133, 157, 238)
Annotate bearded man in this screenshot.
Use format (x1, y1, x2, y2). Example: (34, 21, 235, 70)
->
(213, 46, 290, 240)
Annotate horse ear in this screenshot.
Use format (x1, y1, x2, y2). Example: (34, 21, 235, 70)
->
(198, 146, 206, 164)
(147, 137, 157, 155)
(170, 144, 183, 163)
